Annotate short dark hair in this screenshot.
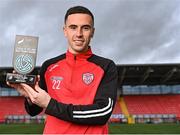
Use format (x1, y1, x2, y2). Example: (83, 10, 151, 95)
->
(64, 6, 94, 25)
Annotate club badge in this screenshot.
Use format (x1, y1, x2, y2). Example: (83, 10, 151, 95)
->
(82, 72, 94, 85)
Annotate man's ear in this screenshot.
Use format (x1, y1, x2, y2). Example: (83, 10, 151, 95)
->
(91, 28, 95, 38)
(63, 26, 67, 37)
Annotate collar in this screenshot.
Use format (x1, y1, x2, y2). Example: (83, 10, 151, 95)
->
(66, 47, 93, 61)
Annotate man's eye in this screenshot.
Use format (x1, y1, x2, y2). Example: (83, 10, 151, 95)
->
(83, 26, 90, 31)
(69, 26, 76, 30)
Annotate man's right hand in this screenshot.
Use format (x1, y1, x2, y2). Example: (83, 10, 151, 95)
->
(6, 82, 30, 98)
(6, 70, 38, 98)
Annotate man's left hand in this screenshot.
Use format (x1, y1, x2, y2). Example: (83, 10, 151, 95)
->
(20, 83, 51, 108)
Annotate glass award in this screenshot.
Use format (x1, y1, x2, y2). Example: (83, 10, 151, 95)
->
(6, 35, 39, 84)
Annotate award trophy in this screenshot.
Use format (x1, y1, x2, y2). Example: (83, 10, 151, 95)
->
(6, 35, 39, 84)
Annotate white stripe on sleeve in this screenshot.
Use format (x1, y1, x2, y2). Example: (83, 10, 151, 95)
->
(73, 98, 112, 114)
(73, 98, 113, 118)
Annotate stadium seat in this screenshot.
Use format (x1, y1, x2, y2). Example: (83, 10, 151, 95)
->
(124, 95, 180, 119)
(0, 96, 26, 121)
(109, 99, 123, 122)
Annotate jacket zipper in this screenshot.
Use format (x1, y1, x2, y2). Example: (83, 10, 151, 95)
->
(71, 55, 76, 83)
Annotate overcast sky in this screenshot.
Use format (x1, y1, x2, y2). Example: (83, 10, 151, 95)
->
(0, 0, 180, 67)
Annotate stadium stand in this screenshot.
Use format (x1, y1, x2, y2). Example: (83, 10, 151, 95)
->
(0, 96, 45, 124)
(0, 64, 180, 124)
(109, 98, 123, 123)
(124, 95, 180, 118)
(0, 96, 26, 123)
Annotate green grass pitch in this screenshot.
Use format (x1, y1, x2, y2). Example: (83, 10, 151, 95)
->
(0, 123, 180, 134)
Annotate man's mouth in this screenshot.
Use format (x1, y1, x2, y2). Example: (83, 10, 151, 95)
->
(74, 40, 84, 44)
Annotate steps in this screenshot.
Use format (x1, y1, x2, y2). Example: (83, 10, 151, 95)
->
(119, 97, 135, 124)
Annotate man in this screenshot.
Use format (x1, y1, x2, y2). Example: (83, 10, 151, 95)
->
(7, 6, 118, 134)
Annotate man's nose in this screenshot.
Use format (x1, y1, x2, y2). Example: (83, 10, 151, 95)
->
(76, 28, 83, 37)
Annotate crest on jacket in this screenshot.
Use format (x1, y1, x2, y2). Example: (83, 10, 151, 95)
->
(82, 73, 94, 85)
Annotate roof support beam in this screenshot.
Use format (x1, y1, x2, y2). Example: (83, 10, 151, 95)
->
(140, 67, 153, 83)
(161, 67, 177, 83)
(119, 67, 126, 85)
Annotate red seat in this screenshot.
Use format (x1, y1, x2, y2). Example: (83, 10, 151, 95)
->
(124, 95, 180, 118)
(109, 100, 123, 122)
(112, 100, 122, 114)
(0, 96, 26, 120)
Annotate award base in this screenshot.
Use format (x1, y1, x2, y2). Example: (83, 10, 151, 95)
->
(6, 73, 36, 85)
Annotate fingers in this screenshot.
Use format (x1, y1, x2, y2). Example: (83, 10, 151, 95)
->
(6, 82, 30, 98)
(20, 83, 49, 108)
(7, 81, 13, 87)
(21, 83, 38, 95)
(6, 70, 17, 88)
(20, 83, 34, 98)
(6, 81, 11, 86)
(12, 70, 17, 74)
(20, 83, 38, 103)
(34, 75, 40, 86)
(34, 83, 42, 93)
(7, 82, 19, 89)
(37, 75, 40, 82)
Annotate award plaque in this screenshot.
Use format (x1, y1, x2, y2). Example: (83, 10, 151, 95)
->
(6, 35, 39, 84)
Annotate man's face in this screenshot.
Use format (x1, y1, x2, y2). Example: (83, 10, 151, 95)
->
(63, 13, 95, 54)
